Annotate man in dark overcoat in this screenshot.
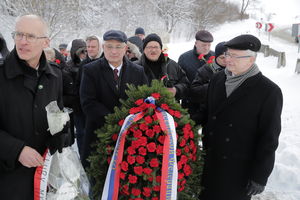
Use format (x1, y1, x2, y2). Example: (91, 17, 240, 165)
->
(199, 34, 283, 200)
(80, 30, 148, 168)
(0, 15, 67, 200)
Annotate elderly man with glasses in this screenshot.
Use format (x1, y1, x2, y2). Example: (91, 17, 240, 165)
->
(80, 30, 148, 168)
(198, 34, 283, 200)
(0, 15, 71, 200)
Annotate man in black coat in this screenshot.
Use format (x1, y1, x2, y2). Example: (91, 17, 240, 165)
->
(80, 30, 148, 168)
(0, 32, 10, 64)
(0, 15, 68, 200)
(135, 33, 189, 100)
(199, 34, 283, 200)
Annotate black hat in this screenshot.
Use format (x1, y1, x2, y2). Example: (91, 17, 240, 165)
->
(128, 36, 143, 53)
(224, 34, 261, 52)
(195, 30, 213, 42)
(143, 33, 162, 50)
(215, 42, 227, 58)
(103, 30, 127, 43)
(135, 27, 145, 35)
(59, 43, 68, 50)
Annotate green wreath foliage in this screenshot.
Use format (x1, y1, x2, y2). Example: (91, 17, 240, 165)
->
(88, 80, 203, 199)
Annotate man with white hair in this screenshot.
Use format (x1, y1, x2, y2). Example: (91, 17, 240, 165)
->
(0, 14, 70, 199)
(199, 34, 283, 200)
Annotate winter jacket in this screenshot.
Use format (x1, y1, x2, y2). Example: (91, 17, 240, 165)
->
(199, 70, 283, 200)
(0, 49, 63, 200)
(0, 33, 9, 63)
(136, 53, 189, 100)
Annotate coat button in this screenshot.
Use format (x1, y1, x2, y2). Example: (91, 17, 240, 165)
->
(225, 138, 230, 142)
(212, 116, 217, 120)
(228, 123, 233, 127)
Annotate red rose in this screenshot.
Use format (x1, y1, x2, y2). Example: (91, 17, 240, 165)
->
(144, 115, 153, 124)
(135, 98, 144, 105)
(129, 107, 139, 114)
(143, 187, 152, 197)
(148, 176, 153, 182)
(179, 138, 186, 147)
(184, 164, 192, 176)
(132, 140, 141, 149)
(158, 135, 165, 144)
(131, 188, 141, 196)
(180, 155, 188, 163)
(151, 93, 161, 99)
(190, 131, 194, 139)
(120, 172, 126, 180)
(153, 125, 161, 134)
(156, 145, 163, 154)
(147, 142, 156, 152)
(176, 148, 182, 156)
(134, 166, 143, 175)
(128, 174, 138, 184)
(160, 103, 169, 110)
(121, 184, 129, 195)
(168, 109, 175, 116)
(138, 136, 148, 146)
(136, 155, 145, 164)
(152, 197, 159, 200)
(174, 111, 181, 118)
(152, 185, 160, 191)
(150, 158, 159, 167)
(133, 130, 142, 138)
(112, 133, 118, 141)
(183, 131, 190, 140)
(143, 167, 152, 175)
(118, 119, 125, 126)
(184, 123, 192, 131)
(178, 172, 185, 179)
(184, 146, 190, 153)
(180, 178, 187, 186)
(178, 185, 185, 192)
(127, 146, 136, 155)
(127, 155, 135, 164)
(145, 129, 155, 137)
(138, 147, 147, 155)
(156, 175, 161, 183)
(177, 160, 183, 170)
(139, 123, 148, 131)
(121, 161, 128, 171)
(152, 114, 158, 121)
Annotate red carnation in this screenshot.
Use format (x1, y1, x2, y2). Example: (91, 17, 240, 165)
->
(120, 172, 126, 180)
(148, 176, 153, 182)
(177, 161, 183, 170)
(138, 147, 147, 156)
(180, 155, 188, 163)
(198, 54, 205, 60)
(184, 164, 192, 176)
(156, 175, 161, 183)
(158, 135, 165, 144)
(160, 103, 169, 110)
(143, 187, 152, 197)
(174, 111, 181, 118)
(153, 185, 160, 191)
(131, 188, 141, 196)
(153, 125, 161, 134)
(150, 158, 159, 167)
(129, 107, 140, 114)
(121, 161, 128, 171)
(107, 157, 111, 164)
(184, 146, 190, 153)
(156, 145, 163, 154)
(112, 133, 118, 141)
(132, 140, 141, 149)
(127, 155, 135, 164)
(121, 184, 129, 195)
(135, 98, 144, 105)
(128, 174, 138, 184)
(143, 167, 152, 175)
(139, 123, 148, 131)
(152, 114, 158, 121)
(151, 93, 161, 99)
(152, 197, 159, 200)
(127, 146, 136, 155)
(176, 148, 182, 156)
(145, 129, 155, 137)
(178, 185, 185, 192)
(138, 136, 148, 146)
(55, 59, 61, 64)
(147, 142, 156, 152)
(134, 166, 143, 175)
(178, 172, 185, 179)
(136, 155, 145, 164)
(144, 116, 153, 124)
(179, 138, 186, 147)
(168, 109, 175, 116)
(190, 131, 194, 139)
(118, 119, 125, 126)
(133, 130, 142, 138)
(174, 122, 178, 127)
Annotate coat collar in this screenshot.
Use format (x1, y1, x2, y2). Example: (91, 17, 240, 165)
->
(5, 48, 58, 79)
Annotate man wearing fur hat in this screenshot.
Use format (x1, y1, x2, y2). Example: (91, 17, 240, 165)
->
(135, 33, 189, 100)
(80, 30, 148, 168)
(199, 34, 283, 200)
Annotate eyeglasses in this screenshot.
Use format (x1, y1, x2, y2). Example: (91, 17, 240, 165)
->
(104, 44, 125, 50)
(145, 46, 160, 50)
(11, 31, 47, 43)
(224, 52, 252, 59)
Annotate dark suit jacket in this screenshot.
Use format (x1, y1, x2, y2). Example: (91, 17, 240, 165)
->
(80, 57, 148, 167)
(200, 71, 283, 200)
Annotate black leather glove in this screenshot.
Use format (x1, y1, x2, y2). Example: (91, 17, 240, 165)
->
(246, 180, 265, 196)
(47, 122, 73, 155)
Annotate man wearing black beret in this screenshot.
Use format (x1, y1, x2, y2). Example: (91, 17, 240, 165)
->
(199, 34, 283, 200)
(80, 30, 148, 168)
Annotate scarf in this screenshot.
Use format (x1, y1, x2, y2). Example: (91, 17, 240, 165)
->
(225, 63, 260, 97)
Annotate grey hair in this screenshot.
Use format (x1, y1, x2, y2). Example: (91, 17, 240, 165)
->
(15, 14, 49, 37)
(44, 47, 55, 61)
(246, 49, 257, 58)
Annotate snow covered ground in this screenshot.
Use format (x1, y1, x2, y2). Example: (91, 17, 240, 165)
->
(167, 19, 300, 200)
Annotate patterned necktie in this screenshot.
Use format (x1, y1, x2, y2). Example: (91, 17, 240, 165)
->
(113, 69, 119, 81)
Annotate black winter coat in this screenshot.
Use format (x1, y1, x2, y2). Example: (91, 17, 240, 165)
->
(80, 57, 148, 167)
(136, 54, 189, 100)
(178, 46, 214, 82)
(0, 49, 63, 200)
(199, 71, 283, 200)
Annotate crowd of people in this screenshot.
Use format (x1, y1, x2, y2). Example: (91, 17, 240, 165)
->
(0, 14, 283, 200)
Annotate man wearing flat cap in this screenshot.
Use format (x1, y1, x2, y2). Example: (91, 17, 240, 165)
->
(80, 30, 148, 168)
(198, 34, 283, 200)
(178, 30, 214, 120)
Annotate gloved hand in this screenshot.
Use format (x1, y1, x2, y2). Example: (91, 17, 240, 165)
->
(47, 122, 73, 155)
(246, 180, 265, 196)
